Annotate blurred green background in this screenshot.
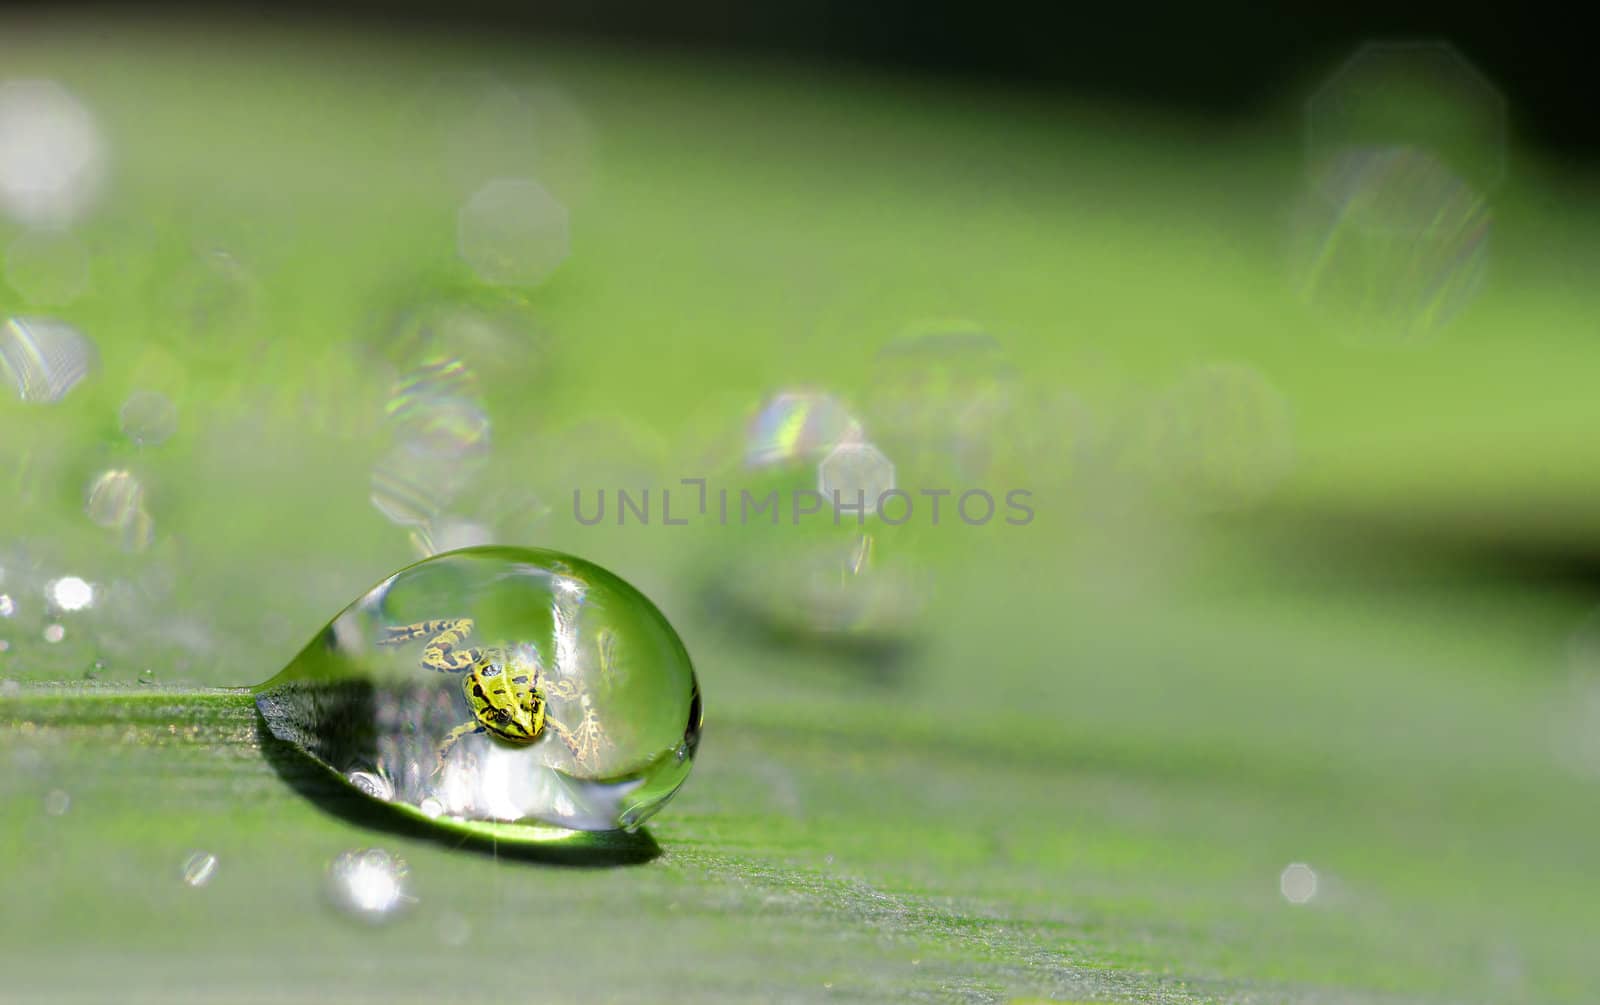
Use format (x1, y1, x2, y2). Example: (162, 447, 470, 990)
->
(2, 11, 1598, 1004)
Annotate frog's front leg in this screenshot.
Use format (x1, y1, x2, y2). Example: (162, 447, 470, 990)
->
(543, 701, 609, 767)
(377, 618, 483, 673)
(379, 619, 469, 646)
(433, 720, 485, 774)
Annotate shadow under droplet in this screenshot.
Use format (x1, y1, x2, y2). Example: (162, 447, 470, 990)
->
(254, 709, 660, 867)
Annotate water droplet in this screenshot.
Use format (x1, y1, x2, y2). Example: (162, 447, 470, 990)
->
(83, 658, 105, 680)
(0, 594, 13, 618)
(254, 547, 702, 837)
(41, 623, 64, 643)
(4, 230, 90, 305)
(119, 391, 179, 446)
(137, 668, 155, 685)
(1279, 862, 1319, 904)
(42, 788, 70, 816)
(0, 79, 107, 227)
(747, 390, 863, 469)
(181, 852, 219, 888)
(325, 849, 412, 923)
(457, 178, 569, 287)
(0, 316, 96, 402)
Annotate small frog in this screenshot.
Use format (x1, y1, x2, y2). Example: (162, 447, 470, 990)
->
(379, 618, 607, 772)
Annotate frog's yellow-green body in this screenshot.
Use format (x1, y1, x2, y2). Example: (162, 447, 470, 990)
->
(379, 618, 607, 771)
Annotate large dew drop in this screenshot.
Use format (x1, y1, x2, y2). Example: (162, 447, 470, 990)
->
(255, 547, 701, 837)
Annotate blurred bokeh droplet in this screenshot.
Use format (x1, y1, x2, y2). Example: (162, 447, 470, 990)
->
(818, 441, 896, 516)
(84, 469, 155, 551)
(0, 79, 106, 228)
(746, 390, 863, 469)
(457, 177, 569, 287)
(1306, 41, 1507, 197)
(119, 391, 178, 446)
(1292, 146, 1490, 342)
(0, 316, 96, 402)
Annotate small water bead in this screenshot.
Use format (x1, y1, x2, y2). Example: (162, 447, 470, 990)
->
(181, 852, 219, 888)
(0, 316, 97, 403)
(119, 391, 178, 446)
(137, 668, 155, 685)
(42, 623, 64, 643)
(255, 546, 702, 837)
(457, 178, 570, 288)
(42, 788, 70, 816)
(325, 849, 413, 923)
(0, 594, 13, 617)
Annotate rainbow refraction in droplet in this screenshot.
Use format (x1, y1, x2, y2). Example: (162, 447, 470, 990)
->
(0, 315, 96, 403)
(745, 390, 862, 468)
(1292, 145, 1490, 340)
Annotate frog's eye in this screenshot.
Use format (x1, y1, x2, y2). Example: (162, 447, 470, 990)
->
(495, 709, 511, 723)
(481, 666, 501, 677)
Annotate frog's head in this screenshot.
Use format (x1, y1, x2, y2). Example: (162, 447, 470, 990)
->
(465, 661, 546, 743)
